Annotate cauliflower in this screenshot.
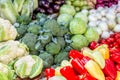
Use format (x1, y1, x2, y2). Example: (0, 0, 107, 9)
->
(0, 63, 14, 80)
(0, 40, 29, 64)
(0, 18, 17, 42)
(14, 55, 43, 78)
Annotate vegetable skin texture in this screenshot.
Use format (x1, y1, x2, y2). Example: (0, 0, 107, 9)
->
(0, 18, 17, 42)
(20, 33, 38, 55)
(43, 19, 60, 36)
(0, 40, 29, 64)
(0, 0, 19, 24)
(39, 52, 53, 68)
(46, 42, 61, 55)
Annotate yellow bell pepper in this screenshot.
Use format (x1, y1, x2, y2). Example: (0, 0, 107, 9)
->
(61, 60, 72, 67)
(94, 44, 109, 59)
(55, 67, 62, 76)
(84, 60, 105, 80)
(116, 71, 120, 80)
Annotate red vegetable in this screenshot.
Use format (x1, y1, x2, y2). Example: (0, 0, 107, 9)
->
(105, 76, 113, 80)
(80, 72, 96, 80)
(60, 66, 80, 80)
(89, 41, 98, 50)
(103, 59, 117, 79)
(45, 68, 55, 80)
(111, 52, 120, 64)
(69, 50, 83, 59)
(116, 64, 120, 71)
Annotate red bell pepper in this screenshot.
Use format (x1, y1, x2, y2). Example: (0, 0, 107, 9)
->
(45, 68, 55, 80)
(116, 64, 120, 71)
(69, 50, 83, 59)
(105, 76, 113, 80)
(103, 59, 117, 79)
(89, 41, 98, 50)
(111, 52, 120, 64)
(71, 56, 90, 74)
(60, 66, 80, 80)
(80, 72, 96, 80)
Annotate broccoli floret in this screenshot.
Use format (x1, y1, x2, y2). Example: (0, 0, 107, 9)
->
(39, 32, 52, 45)
(43, 19, 60, 36)
(39, 52, 53, 68)
(27, 24, 41, 35)
(54, 51, 69, 64)
(15, 24, 28, 39)
(56, 26, 68, 36)
(56, 37, 65, 49)
(45, 42, 61, 55)
(20, 33, 38, 55)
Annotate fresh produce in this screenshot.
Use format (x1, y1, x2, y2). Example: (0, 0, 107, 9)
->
(33, 0, 65, 15)
(14, 55, 43, 78)
(0, 40, 29, 64)
(0, 18, 17, 42)
(95, 0, 118, 8)
(0, 63, 14, 80)
(0, 0, 37, 24)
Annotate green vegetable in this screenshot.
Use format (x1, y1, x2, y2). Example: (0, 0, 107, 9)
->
(70, 18, 87, 34)
(46, 42, 61, 55)
(0, 0, 19, 24)
(39, 52, 53, 68)
(14, 55, 43, 78)
(0, 63, 14, 80)
(60, 4, 76, 16)
(56, 26, 68, 36)
(21, 0, 34, 16)
(27, 24, 41, 35)
(16, 14, 31, 24)
(75, 12, 88, 23)
(33, 0, 38, 10)
(13, 0, 25, 13)
(72, 0, 81, 7)
(40, 32, 52, 45)
(70, 35, 89, 50)
(0, 40, 29, 64)
(54, 51, 69, 64)
(21, 33, 38, 55)
(43, 19, 60, 36)
(57, 14, 73, 27)
(15, 24, 27, 39)
(85, 27, 99, 42)
(56, 37, 65, 49)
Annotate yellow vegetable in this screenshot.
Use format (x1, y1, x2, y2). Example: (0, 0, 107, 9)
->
(116, 71, 120, 80)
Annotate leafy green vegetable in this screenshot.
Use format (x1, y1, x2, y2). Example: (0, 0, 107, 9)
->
(39, 52, 53, 68)
(46, 42, 61, 55)
(85, 27, 99, 42)
(57, 14, 73, 27)
(27, 24, 41, 35)
(0, 0, 19, 24)
(70, 18, 87, 34)
(70, 35, 89, 50)
(43, 19, 60, 36)
(54, 51, 69, 64)
(60, 4, 76, 16)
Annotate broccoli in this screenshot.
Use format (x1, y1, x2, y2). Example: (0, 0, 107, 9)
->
(54, 51, 69, 64)
(39, 52, 53, 68)
(27, 24, 41, 35)
(56, 37, 65, 49)
(15, 24, 28, 39)
(20, 33, 38, 55)
(45, 42, 61, 55)
(40, 32, 52, 45)
(43, 19, 60, 36)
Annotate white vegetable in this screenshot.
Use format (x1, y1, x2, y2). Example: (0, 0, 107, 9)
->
(88, 21, 97, 27)
(113, 24, 120, 32)
(81, 9, 89, 16)
(89, 9, 96, 14)
(100, 9, 106, 16)
(88, 14, 97, 22)
(107, 20, 116, 30)
(97, 7, 104, 12)
(96, 12, 102, 20)
(98, 21, 108, 31)
(106, 13, 115, 20)
(116, 15, 120, 24)
(109, 31, 114, 35)
(101, 31, 110, 39)
(96, 27, 102, 35)
(101, 17, 107, 22)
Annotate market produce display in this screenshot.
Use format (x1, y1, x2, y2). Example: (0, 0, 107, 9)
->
(0, 0, 120, 80)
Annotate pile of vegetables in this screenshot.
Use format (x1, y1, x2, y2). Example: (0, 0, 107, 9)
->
(95, 0, 118, 8)
(43, 42, 120, 80)
(33, 0, 65, 15)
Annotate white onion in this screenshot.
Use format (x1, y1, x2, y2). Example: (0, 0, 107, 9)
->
(88, 21, 97, 27)
(81, 9, 89, 15)
(88, 14, 97, 22)
(96, 27, 102, 35)
(101, 31, 110, 39)
(98, 21, 108, 31)
(106, 13, 116, 20)
(113, 24, 120, 32)
(107, 20, 116, 30)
